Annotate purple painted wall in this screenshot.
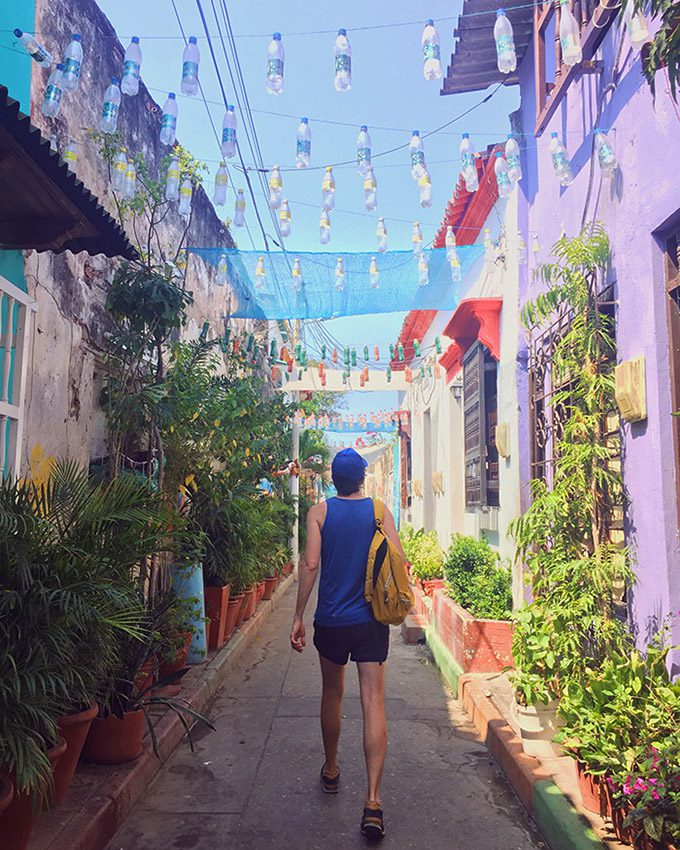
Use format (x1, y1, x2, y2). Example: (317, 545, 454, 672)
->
(515, 21, 680, 667)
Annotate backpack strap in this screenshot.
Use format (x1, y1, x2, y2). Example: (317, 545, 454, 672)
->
(372, 498, 385, 528)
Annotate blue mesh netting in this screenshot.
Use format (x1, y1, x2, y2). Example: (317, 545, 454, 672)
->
(187, 246, 484, 319)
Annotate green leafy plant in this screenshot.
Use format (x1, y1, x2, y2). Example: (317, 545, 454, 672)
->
(622, 0, 680, 101)
(622, 733, 680, 844)
(443, 534, 512, 620)
(399, 525, 444, 581)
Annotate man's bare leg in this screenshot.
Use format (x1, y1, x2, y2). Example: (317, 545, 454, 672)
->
(319, 654, 345, 776)
(357, 661, 387, 804)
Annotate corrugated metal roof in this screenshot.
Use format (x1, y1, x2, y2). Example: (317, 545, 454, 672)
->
(441, 0, 533, 95)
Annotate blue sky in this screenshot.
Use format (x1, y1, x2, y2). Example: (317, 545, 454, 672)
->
(97, 0, 518, 428)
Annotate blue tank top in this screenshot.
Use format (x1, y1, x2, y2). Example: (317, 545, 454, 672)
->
(315, 497, 375, 627)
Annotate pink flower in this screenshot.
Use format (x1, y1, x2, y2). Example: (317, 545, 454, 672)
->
(623, 783, 632, 796)
(651, 790, 660, 801)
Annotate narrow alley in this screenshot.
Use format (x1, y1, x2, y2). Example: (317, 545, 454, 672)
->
(105, 585, 541, 850)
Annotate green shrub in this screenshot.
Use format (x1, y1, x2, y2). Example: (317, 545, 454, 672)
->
(443, 534, 512, 620)
(399, 525, 444, 581)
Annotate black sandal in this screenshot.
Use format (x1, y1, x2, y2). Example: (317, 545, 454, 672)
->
(360, 804, 385, 840)
(320, 764, 340, 794)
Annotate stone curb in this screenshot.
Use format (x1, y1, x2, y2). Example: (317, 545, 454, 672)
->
(36, 575, 295, 850)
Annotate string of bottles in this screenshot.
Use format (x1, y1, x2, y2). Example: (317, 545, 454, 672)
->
(293, 409, 409, 431)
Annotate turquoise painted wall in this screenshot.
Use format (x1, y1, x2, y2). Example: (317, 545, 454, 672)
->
(0, 0, 36, 293)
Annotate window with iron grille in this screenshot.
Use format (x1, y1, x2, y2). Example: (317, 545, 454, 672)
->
(463, 342, 499, 509)
(663, 228, 680, 525)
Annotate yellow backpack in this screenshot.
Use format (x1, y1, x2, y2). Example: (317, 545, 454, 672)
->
(364, 499, 414, 626)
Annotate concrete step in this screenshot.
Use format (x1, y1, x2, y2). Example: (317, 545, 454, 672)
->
(401, 613, 428, 645)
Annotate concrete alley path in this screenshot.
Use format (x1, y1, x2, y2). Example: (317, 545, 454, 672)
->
(106, 585, 542, 850)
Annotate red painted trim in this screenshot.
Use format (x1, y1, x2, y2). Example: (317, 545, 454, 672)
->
(439, 297, 503, 382)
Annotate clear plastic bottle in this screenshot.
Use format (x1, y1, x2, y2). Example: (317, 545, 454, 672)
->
(322, 166, 336, 211)
(494, 10, 517, 74)
(123, 159, 137, 199)
(160, 93, 178, 146)
(418, 252, 429, 286)
(121, 37, 142, 96)
(484, 228, 494, 265)
(549, 132, 574, 186)
(334, 29, 352, 91)
(594, 128, 617, 177)
(505, 133, 522, 183)
(450, 255, 462, 283)
(178, 179, 193, 217)
(410, 130, 426, 179)
(623, 3, 650, 51)
(364, 166, 377, 212)
(62, 34, 83, 92)
(559, 0, 582, 66)
(412, 221, 423, 255)
(356, 126, 371, 174)
(460, 133, 479, 192)
(13, 29, 52, 67)
(279, 199, 291, 237)
(369, 257, 380, 289)
(335, 257, 345, 291)
(221, 105, 237, 158)
(532, 233, 541, 259)
(494, 152, 513, 198)
(268, 165, 282, 210)
(234, 189, 246, 227)
(255, 256, 266, 289)
(216, 254, 228, 286)
(421, 19, 442, 81)
(166, 156, 180, 200)
(63, 138, 77, 171)
(100, 77, 121, 134)
(319, 210, 331, 245)
(41, 64, 64, 117)
(445, 225, 456, 260)
(266, 33, 285, 95)
(181, 37, 200, 96)
(517, 232, 528, 265)
(214, 162, 228, 206)
(292, 257, 303, 292)
(296, 118, 311, 168)
(376, 217, 388, 253)
(418, 169, 433, 207)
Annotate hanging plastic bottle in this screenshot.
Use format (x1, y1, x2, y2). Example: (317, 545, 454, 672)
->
(376, 218, 388, 253)
(505, 134, 522, 183)
(413, 340, 421, 357)
(559, 0, 582, 66)
(460, 133, 479, 192)
(494, 10, 517, 74)
(374, 346, 380, 362)
(279, 199, 291, 237)
(418, 169, 433, 208)
(421, 19, 442, 81)
(369, 257, 380, 289)
(13, 28, 52, 67)
(398, 343, 405, 362)
(221, 105, 237, 158)
(234, 189, 246, 227)
(335, 257, 345, 291)
(334, 28, 352, 91)
(160, 93, 178, 146)
(165, 156, 180, 200)
(409, 131, 426, 179)
(531, 233, 541, 259)
(594, 128, 617, 177)
(100, 77, 121, 134)
(357, 126, 371, 174)
(494, 152, 513, 199)
(216, 254, 228, 286)
(255, 256, 266, 289)
(445, 225, 457, 260)
(623, 3, 650, 51)
(386, 366, 392, 383)
(63, 139, 77, 171)
(123, 159, 137, 200)
(364, 166, 377, 212)
(214, 162, 228, 206)
(363, 345, 370, 361)
(412, 222, 423, 255)
(322, 166, 336, 211)
(61, 34, 83, 92)
(181, 37, 200, 96)
(549, 132, 574, 186)
(418, 252, 429, 287)
(268, 165, 283, 210)
(178, 179, 192, 217)
(296, 118, 311, 168)
(319, 210, 331, 245)
(517, 232, 528, 265)
(351, 348, 357, 366)
(121, 37, 142, 96)
(450, 254, 462, 282)
(112, 149, 127, 191)
(266, 33, 285, 94)
(41, 64, 64, 118)
(292, 257, 303, 293)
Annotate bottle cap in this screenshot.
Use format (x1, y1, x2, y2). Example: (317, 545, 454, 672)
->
(507, 133, 514, 139)
(13, 29, 23, 38)
(412, 130, 420, 136)
(273, 32, 281, 40)
(594, 127, 601, 133)
(189, 36, 197, 44)
(497, 8, 505, 15)
(56, 62, 65, 70)
(72, 34, 82, 41)
(495, 151, 503, 157)
(168, 91, 176, 98)
(220, 160, 226, 166)
(551, 131, 558, 137)
(131, 36, 140, 43)
(426, 18, 434, 25)
(112, 77, 120, 84)
(301, 117, 308, 123)
(338, 28, 347, 36)
(228, 103, 234, 110)
(360, 125, 368, 131)
(462, 132, 469, 138)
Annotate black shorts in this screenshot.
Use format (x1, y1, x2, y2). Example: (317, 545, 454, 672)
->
(313, 620, 390, 666)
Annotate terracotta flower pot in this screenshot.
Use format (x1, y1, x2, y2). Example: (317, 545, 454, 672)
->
(243, 587, 257, 621)
(0, 773, 14, 816)
(605, 783, 634, 844)
(422, 578, 445, 597)
(256, 581, 266, 604)
(53, 702, 98, 805)
(511, 699, 564, 759)
(133, 658, 156, 695)
(204, 584, 231, 651)
(159, 632, 192, 680)
(233, 593, 248, 630)
(81, 710, 145, 765)
(575, 760, 602, 815)
(262, 576, 277, 601)
(3, 739, 66, 850)
(224, 595, 243, 640)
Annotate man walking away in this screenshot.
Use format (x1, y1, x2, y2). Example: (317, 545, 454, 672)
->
(290, 448, 405, 840)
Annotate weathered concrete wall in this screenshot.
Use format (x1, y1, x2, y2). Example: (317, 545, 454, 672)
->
(516, 24, 680, 656)
(19, 0, 238, 471)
